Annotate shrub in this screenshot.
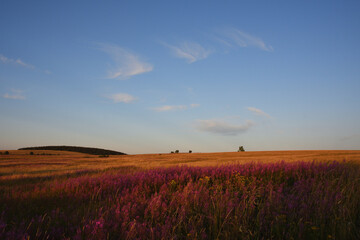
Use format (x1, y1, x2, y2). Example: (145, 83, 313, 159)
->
(4, 151, 9, 155)
(175, 150, 179, 153)
(189, 150, 192, 153)
(30, 152, 34, 155)
(238, 146, 245, 152)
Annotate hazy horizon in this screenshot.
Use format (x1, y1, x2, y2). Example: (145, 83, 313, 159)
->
(1, 1, 359, 154)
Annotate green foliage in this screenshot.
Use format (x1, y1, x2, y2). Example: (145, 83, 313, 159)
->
(238, 146, 245, 152)
(175, 150, 179, 153)
(4, 151, 9, 155)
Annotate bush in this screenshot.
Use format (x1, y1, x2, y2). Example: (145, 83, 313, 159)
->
(30, 152, 34, 155)
(189, 150, 192, 153)
(175, 150, 179, 153)
(171, 151, 174, 154)
(238, 146, 245, 152)
(4, 151, 9, 155)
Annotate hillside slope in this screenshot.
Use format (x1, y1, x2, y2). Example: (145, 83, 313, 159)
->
(18, 145, 126, 155)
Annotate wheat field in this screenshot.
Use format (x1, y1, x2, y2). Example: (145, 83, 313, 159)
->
(1, 150, 359, 180)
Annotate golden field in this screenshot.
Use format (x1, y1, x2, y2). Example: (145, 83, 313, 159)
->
(1, 149, 359, 180)
(1, 149, 360, 239)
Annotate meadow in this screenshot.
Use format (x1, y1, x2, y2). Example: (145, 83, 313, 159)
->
(0, 150, 360, 239)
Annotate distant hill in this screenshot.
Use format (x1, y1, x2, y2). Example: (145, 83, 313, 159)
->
(18, 146, 126, 155)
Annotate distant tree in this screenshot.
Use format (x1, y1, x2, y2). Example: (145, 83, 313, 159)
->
(189, 150, 192, 153)
(171, 151, 174, 154)
(30, 152, 34, 155)
(0, 152, 2, 155)
(175, 150, 179, 154)
(238, 146, 245, 152)
(4, 151, 9, 155)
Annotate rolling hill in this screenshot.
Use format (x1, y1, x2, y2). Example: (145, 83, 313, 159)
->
(18, 145, 126, 155)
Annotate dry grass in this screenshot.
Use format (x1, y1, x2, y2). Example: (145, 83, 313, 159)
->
(1, 150, 360, 239)
(1, 150, 359, 180)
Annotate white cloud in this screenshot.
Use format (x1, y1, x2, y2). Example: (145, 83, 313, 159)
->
(153, 105, 187, 112)
(163, 41, 211, 63)
(190, 103, 200, 108)
(0, 54, 35, 69)
(195, 119, 254, 136)
(106, 93, 137, 103)
(3, 89, 26, 100)
(153, 103, 200, 112)
(99, 44, 153, 79)
(247, 107, 272, 118)
(216, 27, 273, 52)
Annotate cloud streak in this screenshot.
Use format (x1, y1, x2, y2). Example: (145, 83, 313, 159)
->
(163, 41, 211, 63)
(247, 107, 272, 118)
(153, 103, 200, 112)
(106, 93, 137, 103)
(216, 27, 273, 52)
(195, 119, 254, 136)
(0, 54, 35, 69)
(99, 44, 153, 79)
(3, 89, 26, 100)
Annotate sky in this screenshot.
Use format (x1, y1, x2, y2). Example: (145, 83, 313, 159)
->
(1, 1, 360, 154)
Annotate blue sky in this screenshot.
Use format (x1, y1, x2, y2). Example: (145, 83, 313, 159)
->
(1, 1, 359, 153)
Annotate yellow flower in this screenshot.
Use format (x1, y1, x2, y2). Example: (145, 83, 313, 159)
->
(311, 226, 319, 231)
(204, 176, 210, 182)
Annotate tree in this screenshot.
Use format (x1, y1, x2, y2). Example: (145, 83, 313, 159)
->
(238, 146, 245, 152)
(4, 151, 9, 155)
(175, 150, 179, 153)
(189, 150, 192, 153)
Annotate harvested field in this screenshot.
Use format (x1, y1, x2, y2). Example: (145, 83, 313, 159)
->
(1, 150, 359, 180)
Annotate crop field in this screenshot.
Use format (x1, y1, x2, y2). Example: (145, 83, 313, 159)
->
(0, 150, 360, 239)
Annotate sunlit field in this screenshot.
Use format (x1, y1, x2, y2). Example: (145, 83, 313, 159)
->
(1, 150, 360, 239)
(2, 150, 360, 180)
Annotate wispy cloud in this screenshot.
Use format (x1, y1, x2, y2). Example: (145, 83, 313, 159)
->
(163, 41, 211, 63)
(0, 54, 35, 69)
(216, 27, 273, 52)
(153, 103, 200, 112)
(195, 119, 254, 136)
(99, 44, 153, 79)
(340, 134, 360, 141)
(190, 103, 200, 108)
(153, 105, 187, 112)
(247, 107, 272, 118)
(106, 93, 137, 103)
(3, 89, 26, 100)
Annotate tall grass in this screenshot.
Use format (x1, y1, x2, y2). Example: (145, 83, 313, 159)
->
(0, 161, 359, 239)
